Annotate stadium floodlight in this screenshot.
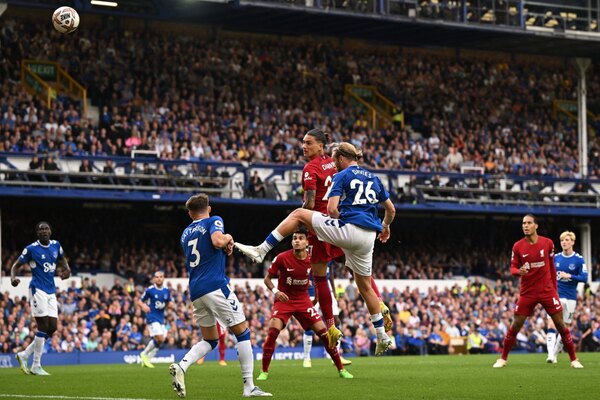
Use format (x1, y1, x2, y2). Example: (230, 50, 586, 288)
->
(90, 0, 118, 7)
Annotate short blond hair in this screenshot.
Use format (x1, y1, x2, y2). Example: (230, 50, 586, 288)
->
(560, 231, 576, 242)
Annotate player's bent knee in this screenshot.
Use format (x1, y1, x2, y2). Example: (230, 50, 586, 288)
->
(230, 321, 249, 336)
(206, 339, 219, 349)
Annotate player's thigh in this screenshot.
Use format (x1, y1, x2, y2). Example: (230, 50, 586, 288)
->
(324, 241, 345, 262)
(514, 296, 537, 317)
(308, 234, 329, 267)
(293, 299, 322, 330)
(539, 294, 563, 316)
(192, 296, 216, 328)
(271, 301, 293, 326)
(561, 298, 576, 323)
(311, 213, 355, 249)
(204, 285, 246, 329)
(29, 288, 51, 318)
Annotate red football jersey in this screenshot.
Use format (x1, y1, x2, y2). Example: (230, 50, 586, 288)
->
(510, 235, 557, 297)
(268, 250, 312, 300)
(302, 155, 336, 213)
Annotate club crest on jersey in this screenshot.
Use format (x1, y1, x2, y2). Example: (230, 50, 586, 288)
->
(569, 264, 576, 271)
(540, 249, 544, 257)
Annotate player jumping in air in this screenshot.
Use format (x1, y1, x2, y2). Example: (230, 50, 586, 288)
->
(301, 129, 392, 347)
(493, 215, 583, 369)
(545, 230, 588, 364)
(138, 270, 171, 368)
(257, 228, 353, 381)
(236, 142, 396, 356)
(169, 194, 272, 398)
(12, 222, 71, 376)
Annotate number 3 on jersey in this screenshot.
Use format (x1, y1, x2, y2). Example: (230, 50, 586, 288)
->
(188, 238, 200, 268)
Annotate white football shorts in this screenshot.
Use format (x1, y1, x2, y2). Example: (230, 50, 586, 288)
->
(546, 298, 576, 323)
(149, 322, 167, 337)
(29, 287, 58, 318)
(311, 212, 376, 276)
(192, 284, 246, 328)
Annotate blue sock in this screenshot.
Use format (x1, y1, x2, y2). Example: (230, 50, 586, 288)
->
(207, 339, 219, 349)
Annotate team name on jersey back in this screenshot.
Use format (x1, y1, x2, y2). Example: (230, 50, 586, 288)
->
(19, 240, 64, 295)
(181, 216, 229, 301)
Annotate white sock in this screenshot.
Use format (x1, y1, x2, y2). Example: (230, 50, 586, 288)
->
(148, 347, 159, 359)
(237, 340, 255, 392)
(142, 339, 157, 356)
(22, 340, 36, 359)
(546, 332, 556, 358)
(303, 333, 313, 360)
(179, 341, 213, 373)
(337, 342, 342, 356)
(554, 335, 563, 357)
(371, 313, 385, 336)
(31, 336, 46, 369)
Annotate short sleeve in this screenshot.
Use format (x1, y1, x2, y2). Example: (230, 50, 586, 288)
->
(18, 247, 32, 264)
(141, 290, 149, 302)
(268, 256, 281, 276)
(209, 217, 225, 235)
(302, 164, 318, 191)
(58, 243, 65, 259)
(376, 176, 390, 202)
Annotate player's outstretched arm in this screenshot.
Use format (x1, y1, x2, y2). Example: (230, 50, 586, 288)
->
(211, 232, 234, 255)
(10, 260, 26, 287)
(57, 257, 71, 280)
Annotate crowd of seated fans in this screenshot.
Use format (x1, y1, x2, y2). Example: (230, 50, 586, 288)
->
(1, 17, 600, 178)
(1, 276, 599, 357)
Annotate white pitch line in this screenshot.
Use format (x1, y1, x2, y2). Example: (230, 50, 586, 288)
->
(0, 395, 158, 400)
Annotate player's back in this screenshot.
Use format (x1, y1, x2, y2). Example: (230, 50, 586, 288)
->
(180, 216, 229, 301)
(555, 252, 586, 300)
(19, 240, 63, 294)
(329, 165, 388, 231)
(512, 236, 555, 297)
(302, 155, 336, 213)
(143, 285, 171, 324)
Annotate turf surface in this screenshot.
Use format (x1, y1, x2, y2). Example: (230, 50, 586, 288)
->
(0, 353, 597, 399)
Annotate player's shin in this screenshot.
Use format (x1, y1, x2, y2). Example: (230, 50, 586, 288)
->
(180, 339, 217, 373)
(315, 276, 335, 327)
(257, 230, 285, 256)
(142, 338, 157, 357)
(318, 329, 344, 371)
(262, 327, 279, 373)
(303, 330, 313, 361)
(546, 329, 556, 359)
(235, 328, 255, 391)
(501, 327, 518, 361)
(370, 277, 382, 298)
(32, 331, 49, 368)
(558, 327, 577, 362)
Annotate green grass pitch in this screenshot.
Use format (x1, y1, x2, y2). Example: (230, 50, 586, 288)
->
(0, 353, 598, 399)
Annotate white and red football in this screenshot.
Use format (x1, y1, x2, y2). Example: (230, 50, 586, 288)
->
(52, 6, 80, 34)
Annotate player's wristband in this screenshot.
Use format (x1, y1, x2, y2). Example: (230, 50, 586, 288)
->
(272, 288, 279, 295)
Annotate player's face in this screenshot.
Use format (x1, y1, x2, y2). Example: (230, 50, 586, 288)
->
(302, 135, 322, 159)
(36, 223, 51, 242)
(333, 153, 346, 172)
(521, 216, 537, 236)
(154, 273, 165, 287)
(292, 233, 308, 251)
(560, 236, 574, 252)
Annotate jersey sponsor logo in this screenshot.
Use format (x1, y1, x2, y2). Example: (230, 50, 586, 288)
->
(286, 277, 309, 286)
(43, 262, 56, 273)
(154, 301, 166, 310)
(304, 171, 312, 180)
(528, 261, 546, 268)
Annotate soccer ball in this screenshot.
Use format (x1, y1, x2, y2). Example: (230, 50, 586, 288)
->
(52, 6, 80, 34)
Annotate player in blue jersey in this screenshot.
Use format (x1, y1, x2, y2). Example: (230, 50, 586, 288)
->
(545, 230, 588, 364)
(303, 263, 352, 368)
(169, 194, 271, 398)
(236, 142, 396, 356)
(11, 222, 71, 376)
(138, 270, 171, 368)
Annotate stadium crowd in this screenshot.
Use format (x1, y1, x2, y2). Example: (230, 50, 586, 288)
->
(1, 276, 599, 357)
(1, 18, 600, 177)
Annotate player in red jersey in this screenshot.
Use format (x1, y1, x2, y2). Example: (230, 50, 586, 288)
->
(257, 228, 353, 381)
(493, 214, 583, 368)
(301, 128, 392, 346)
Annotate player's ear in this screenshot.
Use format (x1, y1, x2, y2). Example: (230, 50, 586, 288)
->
(208, 205, 212, 215)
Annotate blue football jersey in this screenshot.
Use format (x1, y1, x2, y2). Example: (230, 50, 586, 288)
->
(141, 285, 171, 324)
(180, 216, 229, 301)
(555, 252, 588, 301)
(327, 165, 389, 232)
(18, 240, 64, 294)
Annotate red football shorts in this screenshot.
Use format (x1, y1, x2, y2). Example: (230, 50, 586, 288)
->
(308, 233, 344, 263)
(514, 293, 563, 316)
(271, 297, 322, 330)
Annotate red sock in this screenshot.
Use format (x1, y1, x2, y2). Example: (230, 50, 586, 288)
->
(501, 327, 518, 360)
(559, 327, 577, 362)
(315, 276, 334, 327)
(370, 277, 382, 299)
(261, 327, 280, 373)
(218, 333, 226, 361)
(317, 328, 343, 371)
